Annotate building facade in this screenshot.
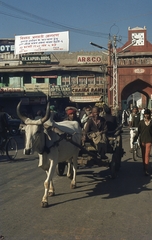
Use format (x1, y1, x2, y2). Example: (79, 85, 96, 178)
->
(0, 45, 108, 116)
(0, 26, 152, 117)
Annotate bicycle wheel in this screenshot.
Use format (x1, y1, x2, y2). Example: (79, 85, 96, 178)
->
(136, 146, 142, 158)
(133, 143, 138, 161)
(6, 137, 18, 160)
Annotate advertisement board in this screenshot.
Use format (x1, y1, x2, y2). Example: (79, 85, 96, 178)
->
(21, 54, 51, 64)
(70, 96, 101, 103)
(15, 31, 69, 55)
(0, 39, 15, 53)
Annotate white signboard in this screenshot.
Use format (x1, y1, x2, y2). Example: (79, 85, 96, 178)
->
(70, 96, 101, 103)
(14, 31, 69, 55)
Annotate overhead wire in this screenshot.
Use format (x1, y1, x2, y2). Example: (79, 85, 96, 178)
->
(0, 1, 151, 43)
(0, 1, 109, 39)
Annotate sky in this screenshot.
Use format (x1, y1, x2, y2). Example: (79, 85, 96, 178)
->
(0, 0, 152, 52)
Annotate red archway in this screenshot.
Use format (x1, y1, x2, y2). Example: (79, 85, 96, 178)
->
(121, 79, 151, 108)
(121, 79, 151, 100)
(107, 26, 152, 109)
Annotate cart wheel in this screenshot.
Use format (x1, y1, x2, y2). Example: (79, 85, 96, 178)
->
(110, 158, 116, 179)
(56, 162, 66, 176)
(114, 147, 121, 171)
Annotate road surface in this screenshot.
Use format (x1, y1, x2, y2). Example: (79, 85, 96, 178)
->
(0, 128, 152, 240)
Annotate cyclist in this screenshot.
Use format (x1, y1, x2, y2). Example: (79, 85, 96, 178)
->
(129, 106, 141, 153)
(0, 106, 9, 147)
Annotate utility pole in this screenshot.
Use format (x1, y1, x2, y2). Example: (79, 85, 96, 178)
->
(110, 36, 136, 109)
(112, 35, 118, 109)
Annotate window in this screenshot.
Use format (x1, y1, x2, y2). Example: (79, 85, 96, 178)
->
(36, 78, 45, 83)
(78, 77, 86, 85)
(71, 76, 77, 85)
(87, 77, 95, 85)
(61, 76, 70, 85)
(23, 76, 31, 84)
(96, 76, 104, 85)
(49, 78, 57, 85)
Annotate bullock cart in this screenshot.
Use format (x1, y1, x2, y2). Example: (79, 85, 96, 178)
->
(56, 125, 125, 179)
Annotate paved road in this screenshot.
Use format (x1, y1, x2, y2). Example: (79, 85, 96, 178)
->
(0, 128, 152, 240)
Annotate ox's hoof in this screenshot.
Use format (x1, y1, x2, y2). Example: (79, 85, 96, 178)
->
(70, 183, 76, 189)
(41, 201, 48, 208)
(67, 174, 73, 180)
(48, 191, 55, 197)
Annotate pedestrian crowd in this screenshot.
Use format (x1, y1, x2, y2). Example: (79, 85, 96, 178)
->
(0, 102, 152, 176)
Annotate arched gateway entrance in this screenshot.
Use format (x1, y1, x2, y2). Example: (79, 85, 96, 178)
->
(121, 79, 152, 110)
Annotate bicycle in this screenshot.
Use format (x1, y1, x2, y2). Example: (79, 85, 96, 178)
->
(130, 127, 141, 161)
(0, 135, 18, 160)
(133, 137, 142, 161)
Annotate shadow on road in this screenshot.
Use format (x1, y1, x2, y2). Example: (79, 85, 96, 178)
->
(86, 159, 152, 199)
(48, 158, 152, 208)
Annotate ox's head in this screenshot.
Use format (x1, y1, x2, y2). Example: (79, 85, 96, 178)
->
(17, 101, 50, 155)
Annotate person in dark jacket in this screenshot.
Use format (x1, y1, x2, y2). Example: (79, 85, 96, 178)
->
(103, 107, 118, 134)
(137, 109, 152, 176)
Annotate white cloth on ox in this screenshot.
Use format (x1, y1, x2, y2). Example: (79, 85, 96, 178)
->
(44, 119, 82, 135)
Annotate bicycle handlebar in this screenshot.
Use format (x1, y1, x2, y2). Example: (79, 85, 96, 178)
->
(130, 127, 138, 130)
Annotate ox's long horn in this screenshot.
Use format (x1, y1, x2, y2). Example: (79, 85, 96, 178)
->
(16, 101, 27, 123)
(41, 102, 50, 123)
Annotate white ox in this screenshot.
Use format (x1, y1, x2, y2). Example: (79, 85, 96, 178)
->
(17, 102, 82, 208)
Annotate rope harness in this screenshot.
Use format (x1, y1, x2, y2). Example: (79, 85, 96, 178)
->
(39, 128, 77, 155)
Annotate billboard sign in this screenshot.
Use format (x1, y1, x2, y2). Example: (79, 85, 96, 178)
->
(0, 39, 15, 53)
(15, 31, 69, 55)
